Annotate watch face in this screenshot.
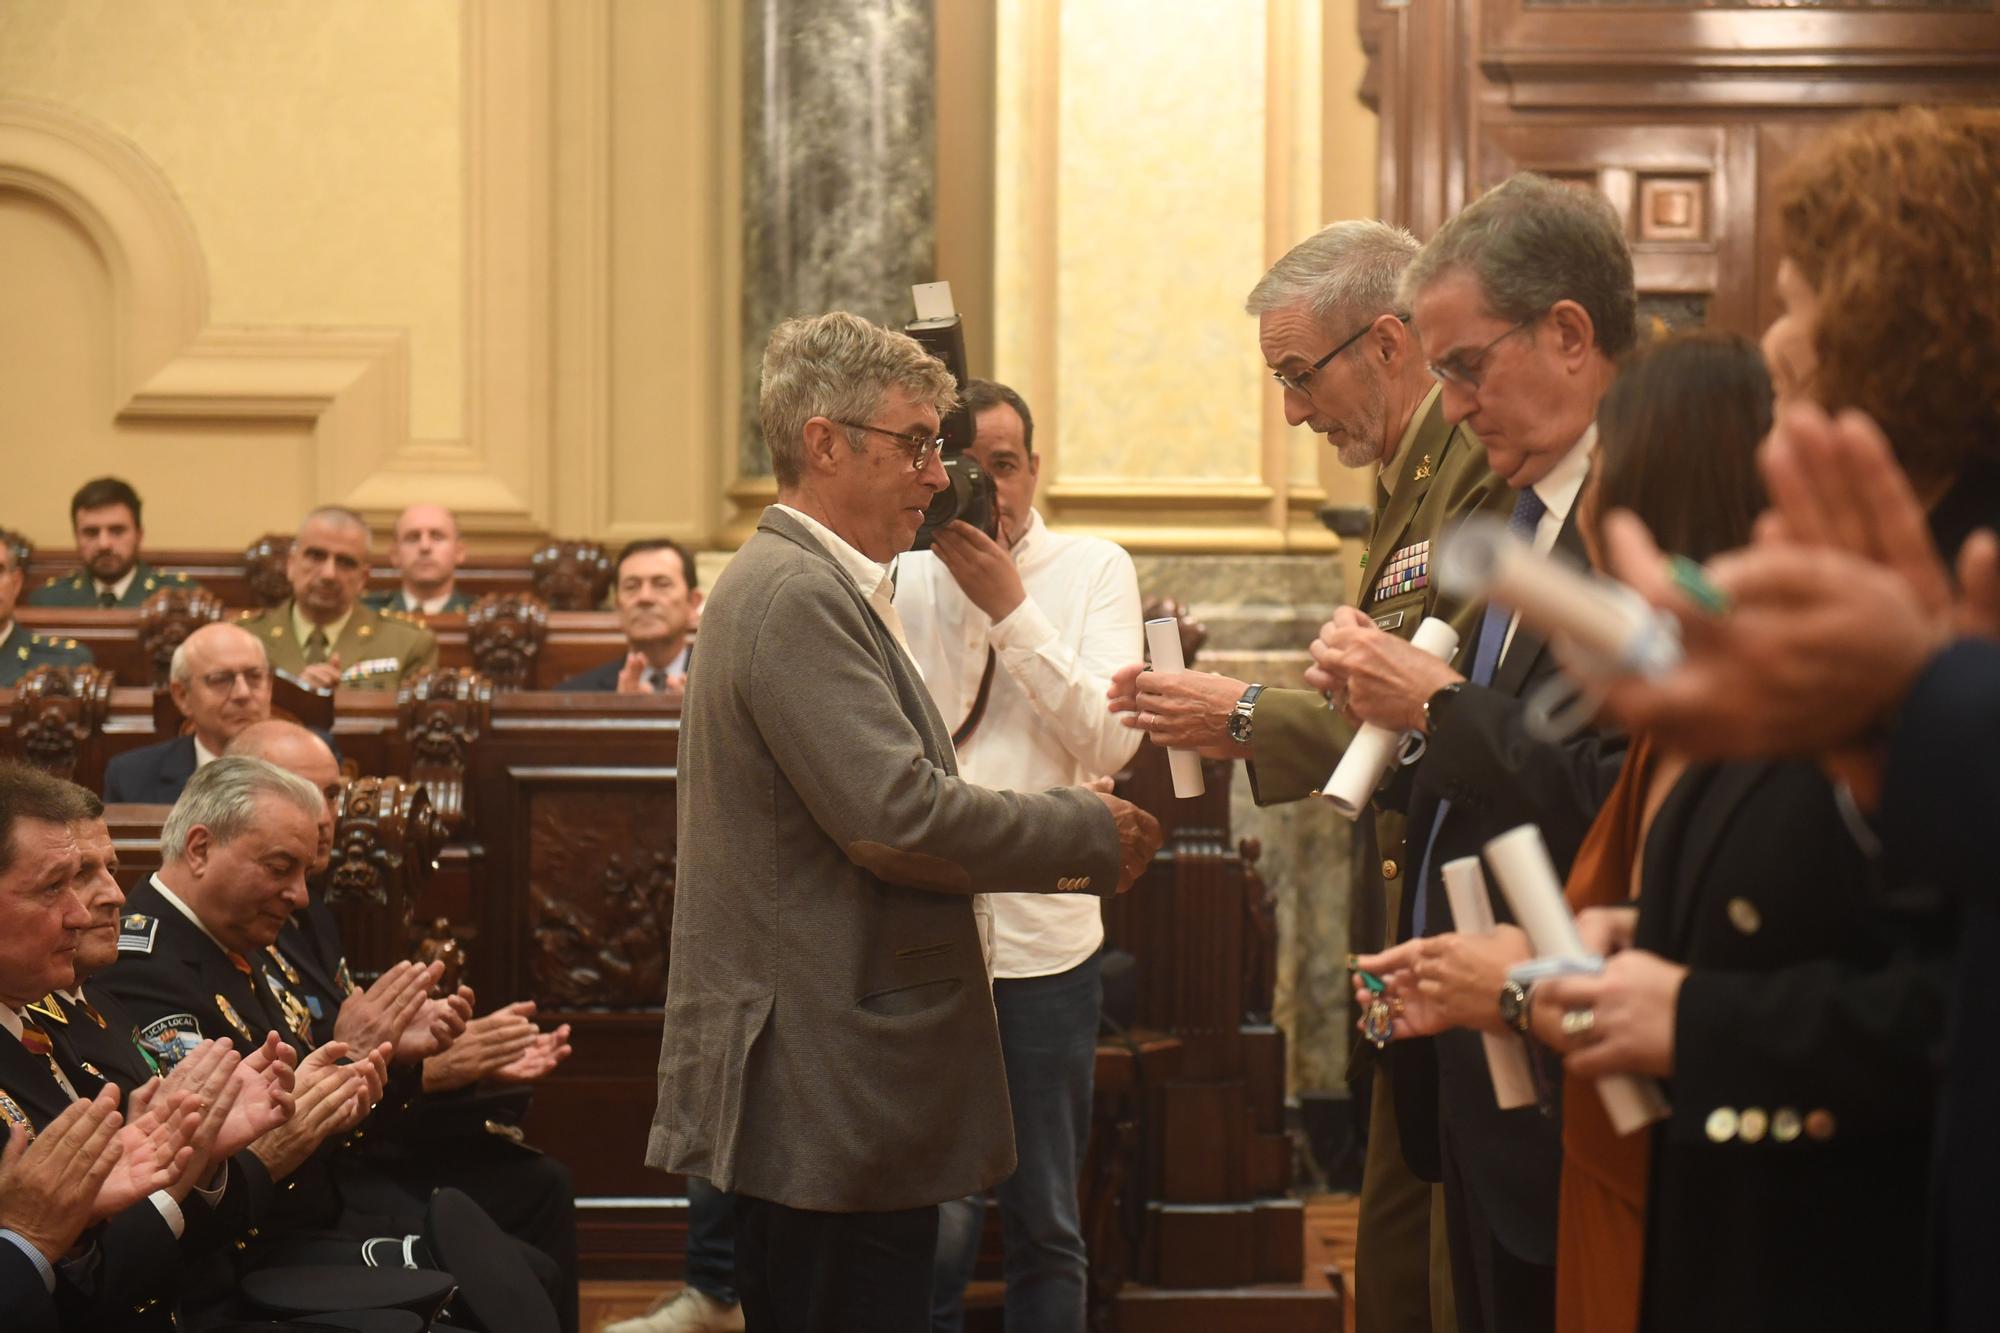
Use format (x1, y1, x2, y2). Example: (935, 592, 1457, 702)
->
(1499, 983, 1526, 1025)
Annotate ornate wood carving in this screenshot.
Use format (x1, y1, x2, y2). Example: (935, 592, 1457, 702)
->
(529, 539, 614, 611)
(395, 667, 493, 832)
(466, 592, 549, 690)
(324, 775, 446, 981)
(138, 585, 224, 688)
(242, 534, 293, 607)
(414, 917, 469, 994)
(529, 789, 676, 1009)
(7, 665, 113, 780)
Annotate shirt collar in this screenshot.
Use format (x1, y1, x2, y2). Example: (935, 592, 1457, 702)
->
(1531, 422, 1597, 527)
(1008, 507, 1047, 564)
(1381, 382, 1443, 482)
(291, 602, 354, 650)
(402, 587, 455, 615)
(193, 735, 220, 768)
(0, 621, 14, 653)
(94, 566, 139, 602)
(770, 504, 894, 605)
(0, 1005, 22, 1041)
(150, 873, 234, 956)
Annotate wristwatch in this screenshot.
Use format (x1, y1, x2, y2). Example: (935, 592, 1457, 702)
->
(1498, 978, 1533, 1035)
(1226, 684, 1266, 745)
(1422, 682, 1464, 737)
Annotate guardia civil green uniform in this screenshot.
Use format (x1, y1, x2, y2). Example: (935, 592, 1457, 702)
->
(1241, 385, 1509, 1333)
(28, 559, 195, 608)
(235, 599, 438, 690)
(0, 622, 93, 686)
(362, 587, 477, 615)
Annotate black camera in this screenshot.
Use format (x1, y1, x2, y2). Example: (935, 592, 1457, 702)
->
(904, 298, 999, 550)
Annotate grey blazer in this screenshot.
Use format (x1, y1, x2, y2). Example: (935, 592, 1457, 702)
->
(646, 508, 1122, 1212)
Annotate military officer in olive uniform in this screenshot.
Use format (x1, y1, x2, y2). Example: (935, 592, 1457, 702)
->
(236, 507, 437, 691)
(361, 503, 478, 615)
(27, 477, 197, 609)
(1110, 222, 1509, 1333)
(0, 534, 94, 686)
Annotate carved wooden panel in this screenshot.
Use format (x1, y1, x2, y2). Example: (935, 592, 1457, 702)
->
(396, 667, 494, 831)
(466, 592, 548, 690)
(530, 539, 614, 611)
(527, 784, 677, 1009)
(138, 585, 224, 688)
(7, 665, 112, 780)
(242, 534, 293, 607)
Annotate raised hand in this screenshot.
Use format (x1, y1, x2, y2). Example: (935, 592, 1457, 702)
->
(249, 1042, 367, 1180)
(493, 1025, 573, 1085)
(334, 961, 443, 1056)
(0, 1086, 126, 1261)
(101, 1086, 199, 1218)
(422, 1002, 541, 1093)
(213, 1033, 298, 1162)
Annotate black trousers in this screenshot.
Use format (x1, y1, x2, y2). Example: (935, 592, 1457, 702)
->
(1438, 1129, 1555, 1333)
(734, 1193, 939, 1333)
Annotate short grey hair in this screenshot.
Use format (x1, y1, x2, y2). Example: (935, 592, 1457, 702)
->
(168, 623, 268, 689)
(1399, 173, 1638, 359)
(298, 505, 372, 546)
(757, 312, 959, 488)
(161, 755, 324, 863)
(1245, 220, 1420, 332)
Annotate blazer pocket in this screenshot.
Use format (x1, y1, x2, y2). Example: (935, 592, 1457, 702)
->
(857, 977, 962, 1018)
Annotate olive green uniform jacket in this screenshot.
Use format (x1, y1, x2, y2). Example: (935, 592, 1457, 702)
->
(236, 600, 438, 690)
(29, 560, 195, 608)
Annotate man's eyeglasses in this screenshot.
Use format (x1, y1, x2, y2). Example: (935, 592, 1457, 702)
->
(1272, 313, 1410, 395)
(199, 668, 269, 692)
(830, 420, 945, 472)
(1427, 313, 1542, 393)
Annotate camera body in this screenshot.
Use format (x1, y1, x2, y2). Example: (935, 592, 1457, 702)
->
(904, 308, 999, 550)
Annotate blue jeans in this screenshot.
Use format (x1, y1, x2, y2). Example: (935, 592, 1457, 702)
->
(687, 1175, 739, 1306)
(930, 953, 1101, 1333)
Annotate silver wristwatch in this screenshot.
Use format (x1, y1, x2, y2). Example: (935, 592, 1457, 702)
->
(1226, 683, 1265, 745)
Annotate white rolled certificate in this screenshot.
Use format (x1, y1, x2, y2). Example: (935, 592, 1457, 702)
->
(1322, 617, 1461, 819)
(1440, 856, 1537, 1110)
(1483, 823, 1671, 1136)
(1144, 617, 1205, 799)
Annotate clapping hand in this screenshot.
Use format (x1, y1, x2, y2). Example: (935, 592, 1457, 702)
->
(0, 1086, 127, 1262)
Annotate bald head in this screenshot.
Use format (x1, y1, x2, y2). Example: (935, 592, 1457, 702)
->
(227, 720, 342, 872)
(170, 622, 273, 753)
(390, 503, 465, 604)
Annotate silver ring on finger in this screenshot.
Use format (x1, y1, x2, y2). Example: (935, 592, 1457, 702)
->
(1560, 1007, 1597, 1038)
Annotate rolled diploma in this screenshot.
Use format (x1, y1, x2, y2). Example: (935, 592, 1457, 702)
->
(1323, 617, 1461, 819)
(1483, 823, 1671, 1135)
(1440, 856, 1537, 1109)
(1439, 517, 1680, 676)
(1144, 617, 1205, 798)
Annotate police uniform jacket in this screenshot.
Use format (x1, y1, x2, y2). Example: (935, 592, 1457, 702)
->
(0, 623, 92, 687)
(234, 600, 438, 690)
(29, 560, 194, 608)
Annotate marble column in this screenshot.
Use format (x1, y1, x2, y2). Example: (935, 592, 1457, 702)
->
(738, 0, 937, 480)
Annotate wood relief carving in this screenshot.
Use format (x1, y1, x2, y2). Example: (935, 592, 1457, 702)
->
(243, 535, 294, 607)
(8, 665, 113, 780)
(138, 585, 225, 688)
(396, 667, 494, 831)
(529, 788, 676, 1009)
(530, 540, 614, 611)
(415, 917, 468, 994)
(466, 592, 549, 690)
(324, 776, 446, 981)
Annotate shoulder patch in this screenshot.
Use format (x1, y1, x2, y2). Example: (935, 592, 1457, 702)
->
(25, 995, 66, 1026)
(117, 914, 160, 954)
(136, 1014, 204, 1071)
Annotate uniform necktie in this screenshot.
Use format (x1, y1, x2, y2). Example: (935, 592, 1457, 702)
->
(71, 996, 107, 1029)
(17, 1016, 79, 1099)
(647, 668, 668, 692)
(227, 950, 255, 977)
(1410, 487, 1548, 936)
(304, 628, 330, 665)
(97, 589, 118, 608)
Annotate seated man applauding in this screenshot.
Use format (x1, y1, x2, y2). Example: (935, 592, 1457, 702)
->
(555, 538, 702, 694)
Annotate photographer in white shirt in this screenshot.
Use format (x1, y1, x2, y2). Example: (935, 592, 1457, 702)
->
(895, 379, 1143, 1333)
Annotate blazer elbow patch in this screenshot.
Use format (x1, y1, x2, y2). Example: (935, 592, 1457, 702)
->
(845, 840, 972, 892)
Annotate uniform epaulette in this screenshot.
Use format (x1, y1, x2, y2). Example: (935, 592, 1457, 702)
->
(379, 607, 419, 625)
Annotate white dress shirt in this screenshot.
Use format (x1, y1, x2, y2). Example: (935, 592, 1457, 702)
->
(95, 567, 139, 603)
(769, 504, 918, 665)
(895, 509, 1144, 977)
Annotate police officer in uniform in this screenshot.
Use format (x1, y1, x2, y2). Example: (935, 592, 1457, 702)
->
(235, 508, 437, 691)
(0, 535, 91, 687)
(28, 478, 196, 609)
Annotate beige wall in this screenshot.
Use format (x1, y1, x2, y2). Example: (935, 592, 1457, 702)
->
(0, 0, 1376, 556)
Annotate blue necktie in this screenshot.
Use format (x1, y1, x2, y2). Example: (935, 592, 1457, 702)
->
(1409, 487, 1546, 936)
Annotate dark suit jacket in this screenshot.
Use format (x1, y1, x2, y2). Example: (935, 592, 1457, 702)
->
(1632, 760, 1946, 1333)
(0, 1241, 57, 1333)
(554, 644, 690, 693)
(102, 730, 341, 805)
(1385, 498, 1628, 1264)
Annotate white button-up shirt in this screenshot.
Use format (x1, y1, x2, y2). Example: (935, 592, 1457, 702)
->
(895, 509, 1144, 977)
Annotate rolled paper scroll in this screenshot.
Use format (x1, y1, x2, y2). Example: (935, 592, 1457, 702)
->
(1144, 617, 1205, 799)
(1323, 616, 1460, 819)
(1441, 855, 1538, 1110)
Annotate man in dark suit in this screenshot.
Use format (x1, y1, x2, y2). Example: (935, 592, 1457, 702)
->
(103, 622, 274, 804)
(555, 538, 701, 693)
(647, 311, 1162, 1333)
(1321, 174, 1636, 1332)
(27, 477, 196, 609)
(0, 537, 92, 688)
(1110, 219, 1509, 1333)
(363, 505, 476, 616)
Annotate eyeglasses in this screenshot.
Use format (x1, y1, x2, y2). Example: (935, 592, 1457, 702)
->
(830, 420, 945, 472)
(1272, 313, 1409, 395)
(1427, 313, 1542, 393)
(199, 668, 269, 691)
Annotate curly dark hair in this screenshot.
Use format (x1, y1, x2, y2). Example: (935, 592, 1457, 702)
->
(1774, 106, 2000, 488)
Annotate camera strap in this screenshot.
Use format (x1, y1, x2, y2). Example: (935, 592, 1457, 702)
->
(952, 647, 998, 748)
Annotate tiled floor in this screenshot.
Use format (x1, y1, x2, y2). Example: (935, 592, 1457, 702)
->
(582, 1194, 1362, 1333)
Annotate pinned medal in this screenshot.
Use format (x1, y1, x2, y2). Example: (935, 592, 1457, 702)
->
(1362, 994, 1397, 1049)
(0, 1092, 35, 1140)
(266, 946, 303, 987)
(214, 994, 256, 1045)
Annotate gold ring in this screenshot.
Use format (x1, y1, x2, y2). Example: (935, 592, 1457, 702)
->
(1560, 1007, 1597, 1038)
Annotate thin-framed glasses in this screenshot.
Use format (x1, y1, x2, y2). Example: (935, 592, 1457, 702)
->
(1272, 313, 1410, 395)
(200, 668, 269, 691)
(1427, 313, 1542, 393)
(830, 419, 945, 472)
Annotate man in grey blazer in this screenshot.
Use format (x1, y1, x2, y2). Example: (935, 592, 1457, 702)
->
(646, 311, 1162, 1333)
